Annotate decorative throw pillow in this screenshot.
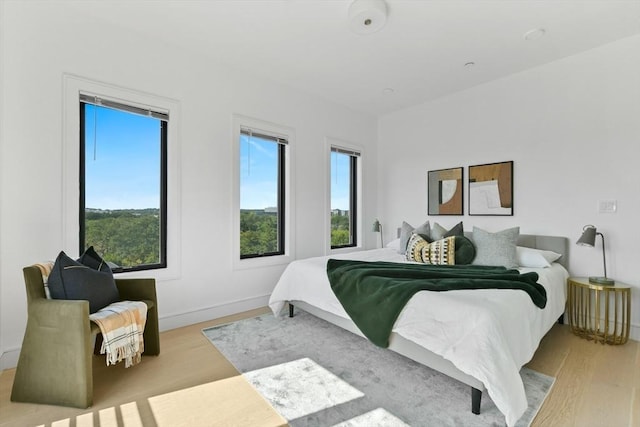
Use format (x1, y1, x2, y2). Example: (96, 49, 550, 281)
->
(413, 221, 431, 240)
(48, 251, 120, 314)
(471, 226, 520, 269)
(398, 222, 414, 254)
(78, 246, 113, 274)
(431, 221, 464, 240)
(453, 235, 476, 265)
(517, 246, 562, 268)
(385, 238, 401, 251)
(406, 234, 455, 265)
(398, 220, 430, 254)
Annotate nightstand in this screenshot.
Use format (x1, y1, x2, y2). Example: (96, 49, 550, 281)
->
(567, 277, 631, 345)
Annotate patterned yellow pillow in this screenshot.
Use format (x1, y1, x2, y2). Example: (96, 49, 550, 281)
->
(405, 234, 455, 265)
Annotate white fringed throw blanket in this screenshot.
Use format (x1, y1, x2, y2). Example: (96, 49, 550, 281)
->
(90, 301, 148, 368)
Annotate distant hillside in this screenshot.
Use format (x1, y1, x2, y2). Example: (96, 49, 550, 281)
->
(84, 208, 161, 268)
(85, 208, 160, 219)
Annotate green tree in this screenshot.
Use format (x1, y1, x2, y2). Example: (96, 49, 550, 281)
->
(85, 210, 160, 268)
(330, 213, 351, 246)
(331, 229, 350, 246)
(240, 210, 279, 256)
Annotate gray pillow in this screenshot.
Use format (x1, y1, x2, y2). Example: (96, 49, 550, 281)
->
(431, 221, 464, 240)
(413, 221, 431, 240)
(471, 226, 520, 269)
(398, 220, 430, 254)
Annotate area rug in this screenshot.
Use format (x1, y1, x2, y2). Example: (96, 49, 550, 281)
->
(202, 310, 554, 427)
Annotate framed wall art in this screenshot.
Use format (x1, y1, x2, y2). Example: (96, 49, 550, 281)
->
(427, 167, 463, 215)
(468, 160, 513, 216)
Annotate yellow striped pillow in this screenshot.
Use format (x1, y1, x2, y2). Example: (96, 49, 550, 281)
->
(405, 234, 455, 265)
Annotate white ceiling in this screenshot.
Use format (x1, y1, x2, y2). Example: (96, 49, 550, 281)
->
(70, 0, 640, 116)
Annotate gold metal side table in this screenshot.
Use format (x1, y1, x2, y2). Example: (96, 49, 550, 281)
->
(567, 277, 631, 345)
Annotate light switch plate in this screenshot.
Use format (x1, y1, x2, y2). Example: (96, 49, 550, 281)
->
(598, 200, 617, 213)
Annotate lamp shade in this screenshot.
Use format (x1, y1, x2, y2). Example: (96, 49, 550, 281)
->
(576, 225, 596, 247)
(576, 224, 614, 285)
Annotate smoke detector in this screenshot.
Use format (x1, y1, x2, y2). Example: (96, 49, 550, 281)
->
(348, 0, 388, 35)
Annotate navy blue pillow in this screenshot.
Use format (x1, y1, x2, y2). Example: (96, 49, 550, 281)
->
(78, 246, 112, 274)
(48, 250, 119, 314)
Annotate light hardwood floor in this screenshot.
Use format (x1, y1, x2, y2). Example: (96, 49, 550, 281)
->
(1, 307, 639, 427)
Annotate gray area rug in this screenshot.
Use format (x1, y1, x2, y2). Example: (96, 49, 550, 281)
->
(202, 310, 553, 427)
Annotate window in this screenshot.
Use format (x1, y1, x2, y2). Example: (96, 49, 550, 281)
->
(330, 146, 359, 249)
(239, 128, 287, 258)
(232, 115, 294, 268)
(79, 94, 168, 272)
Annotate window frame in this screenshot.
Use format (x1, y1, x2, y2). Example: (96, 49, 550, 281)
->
(78, 98, 168, 272)
(63, 75, 181, 280)
(326, 138, 363, 255)
(232, 114, 296, 269)
(329, 147, 359, 250)
(238, 129, 286, 259)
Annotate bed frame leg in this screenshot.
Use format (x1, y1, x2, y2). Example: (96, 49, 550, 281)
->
(471, 387, 481, 415)
(289, 303, 294, 318)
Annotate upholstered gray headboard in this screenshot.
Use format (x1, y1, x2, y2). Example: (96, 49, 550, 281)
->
(396, 227, 569, 270)
(463, 232, 569, 270)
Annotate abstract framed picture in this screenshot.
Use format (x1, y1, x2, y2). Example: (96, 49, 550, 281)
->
(427, 167, 463, 215)
(468, 160, 513, 216)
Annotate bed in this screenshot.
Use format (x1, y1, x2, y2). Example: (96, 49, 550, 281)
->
(268, 232, 569, 427)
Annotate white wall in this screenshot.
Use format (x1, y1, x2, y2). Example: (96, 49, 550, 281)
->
(0, 3, 378, 368)
(2, 4, 637, 370)
(378, 35, 640, 338)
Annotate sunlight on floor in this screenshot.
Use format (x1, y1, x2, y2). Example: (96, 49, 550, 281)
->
(43, 401, 143, 427)
(39, 359, 408, 427)
(332, 408, 410, 427)
(243, 357, 364, 421)
(147, 375, 286, 427)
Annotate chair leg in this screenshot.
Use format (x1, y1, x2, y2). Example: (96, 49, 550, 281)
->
(11, 300, 93, 408)
(143, 305, 160, 356)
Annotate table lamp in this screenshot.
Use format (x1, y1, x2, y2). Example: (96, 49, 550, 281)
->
(576, 224, 614, 285)
(372, 219, 383, 247)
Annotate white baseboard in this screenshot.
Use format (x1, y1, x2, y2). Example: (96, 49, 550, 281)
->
(0, 347, 20, 371)
(630, 323, 640, 342)
(157, 294, 270, 332)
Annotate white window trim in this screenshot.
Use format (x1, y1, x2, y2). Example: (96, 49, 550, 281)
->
(232, 114, 296, 270)
(62, 74, 182, 281)
(325, 137, 363, 255)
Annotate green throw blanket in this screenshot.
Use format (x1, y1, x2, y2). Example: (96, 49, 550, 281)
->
(326, 259, 547, 348)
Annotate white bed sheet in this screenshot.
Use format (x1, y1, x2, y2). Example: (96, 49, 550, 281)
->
(268, 247, 569, 427)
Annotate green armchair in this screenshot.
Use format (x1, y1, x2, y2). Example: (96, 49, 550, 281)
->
(10, 265, 160, 408)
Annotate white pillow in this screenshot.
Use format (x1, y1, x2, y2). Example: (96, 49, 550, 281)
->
(517, 246, 562, 268)
(385, 238, 401, 250)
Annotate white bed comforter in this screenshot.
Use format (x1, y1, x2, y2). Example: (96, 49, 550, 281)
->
(268, 248, 568, 427)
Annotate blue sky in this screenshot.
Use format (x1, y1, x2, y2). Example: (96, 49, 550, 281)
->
(239, 133, 352, 210)
(84, 105, 351, 211)
(330, 151, 351, 211)
(84, 104, 161, 210)
(240, 133, 279, 209)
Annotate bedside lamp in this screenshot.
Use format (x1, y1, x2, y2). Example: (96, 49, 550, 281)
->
(576, 225, 614, 285)
(372, 219, 383, 247)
